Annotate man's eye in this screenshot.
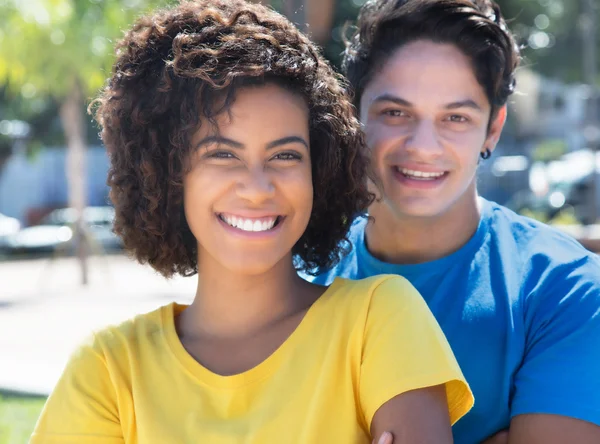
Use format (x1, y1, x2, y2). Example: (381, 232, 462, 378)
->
(447, 115, 469, 123)
(383, 109, 407, 117)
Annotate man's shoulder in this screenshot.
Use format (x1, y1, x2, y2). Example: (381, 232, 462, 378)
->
(484, 201, 600, 309)
(489, 205, 600, 429)
(486, 199, 598, 266)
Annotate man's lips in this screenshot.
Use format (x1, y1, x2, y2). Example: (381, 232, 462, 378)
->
(393, 166, 449, 180)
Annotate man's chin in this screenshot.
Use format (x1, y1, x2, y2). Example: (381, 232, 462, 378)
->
(387, 197, 452, 220)
(394, 208, 448, 220)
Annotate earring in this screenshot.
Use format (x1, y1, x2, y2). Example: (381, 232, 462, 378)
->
(480, 148, 491, 160)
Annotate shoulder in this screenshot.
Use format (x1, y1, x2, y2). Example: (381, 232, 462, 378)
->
(330, 274, 415, 295)
(354, 276, 472, 427)
(487, 200, 592, 256)
(328, 275, 425, 316)
(77, 304, 169, 362)
(485, 201, 600, 311)
(486, 200, 600, 271)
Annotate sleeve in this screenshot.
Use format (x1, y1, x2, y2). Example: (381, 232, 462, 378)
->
(511, 256, 600, 425)
(359, 276, 474, 429)
(30, 334, 125, 444)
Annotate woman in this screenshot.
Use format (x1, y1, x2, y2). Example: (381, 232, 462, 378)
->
(31, 1, 473, 443)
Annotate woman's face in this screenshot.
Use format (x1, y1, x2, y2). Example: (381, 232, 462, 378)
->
(184, 84, 313, 276)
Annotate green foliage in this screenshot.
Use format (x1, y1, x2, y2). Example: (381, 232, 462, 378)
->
(496, 0, 598, 84)
(0, 0, 598, 149)
(317, 0, 599, 83)
(0, 0, 175, 149)
(0, 395, 46, 444)
(531, 138, 568, 162)
(519, 206, 580, 226)
(0, 0, 172, 99)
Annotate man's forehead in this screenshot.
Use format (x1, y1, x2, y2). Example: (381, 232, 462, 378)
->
(363, 57, 489, 110)
(366, 40, 484, 90)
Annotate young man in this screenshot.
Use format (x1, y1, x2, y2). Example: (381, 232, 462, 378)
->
(307, 0, 600, 443)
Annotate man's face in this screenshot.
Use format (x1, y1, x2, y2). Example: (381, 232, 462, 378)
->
(360, 39, 505, 220)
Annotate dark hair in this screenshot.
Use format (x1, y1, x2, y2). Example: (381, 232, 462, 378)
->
(343, 0, 520, 120)
(90, 0, 372, 278)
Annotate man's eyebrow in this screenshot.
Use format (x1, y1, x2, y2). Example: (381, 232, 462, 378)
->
(371, 94, 484, 112)
(371, 94, 413, 107)
(266, 136, 309, 150)
(444, 99, 483, 111)
(195, 136, 243, 149)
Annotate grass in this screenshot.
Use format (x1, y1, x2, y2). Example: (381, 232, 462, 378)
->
(0, 394, 46, 444)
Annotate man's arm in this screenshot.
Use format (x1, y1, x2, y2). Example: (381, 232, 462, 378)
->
(506, 254, 600, 441)
(482, 415, 600, 444)
(481, 429, 508, 444)
(371, 385, 452, 444)
(506, 414, 600, 444)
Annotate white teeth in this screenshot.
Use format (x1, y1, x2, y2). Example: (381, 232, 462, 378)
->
(220, 215, 277, 232)
(399, 168, 445, 180)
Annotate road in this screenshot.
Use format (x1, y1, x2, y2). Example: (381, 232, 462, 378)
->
(0, 254, 196, 395)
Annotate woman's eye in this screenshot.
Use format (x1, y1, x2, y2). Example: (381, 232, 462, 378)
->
(272, 151, 302, 161)
(207, 150, 236, 159)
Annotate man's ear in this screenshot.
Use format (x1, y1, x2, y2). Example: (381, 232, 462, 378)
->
(486, 105, 507, 154)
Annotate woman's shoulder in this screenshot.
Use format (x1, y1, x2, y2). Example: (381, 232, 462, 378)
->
(75, 303, 175, 361)
(321, 274, 424, 319)
(329, 274, 420, 302)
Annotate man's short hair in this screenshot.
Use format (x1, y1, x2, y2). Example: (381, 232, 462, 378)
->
(343, 0, 521, 120)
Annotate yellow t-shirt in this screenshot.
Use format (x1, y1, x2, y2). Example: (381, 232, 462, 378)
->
(31, 275, 473, 444)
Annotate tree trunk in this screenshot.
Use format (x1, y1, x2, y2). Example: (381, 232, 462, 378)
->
(59, 80, 89, 285)
(281, 0, 335, 44)
(306, 0, 335, 45)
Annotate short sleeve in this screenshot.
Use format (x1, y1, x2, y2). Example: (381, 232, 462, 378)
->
(359, 276, 473, 429)
(30, 334, 124, 444)
(511, 257, 600, 425)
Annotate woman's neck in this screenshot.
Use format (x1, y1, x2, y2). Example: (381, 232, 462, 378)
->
(179, 254, 314, 339)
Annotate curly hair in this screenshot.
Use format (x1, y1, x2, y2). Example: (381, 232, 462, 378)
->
(343, 0, 521, 122)
(90, 0, 372, 278)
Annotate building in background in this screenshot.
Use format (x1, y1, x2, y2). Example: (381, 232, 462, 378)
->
(0, 146, 109, 225)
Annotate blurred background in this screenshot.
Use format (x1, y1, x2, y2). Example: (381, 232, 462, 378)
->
(0, 0, 599, 442)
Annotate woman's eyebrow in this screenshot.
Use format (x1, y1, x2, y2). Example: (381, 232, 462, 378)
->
(195, 136, 243, 149)
(266, 136, 309, 150)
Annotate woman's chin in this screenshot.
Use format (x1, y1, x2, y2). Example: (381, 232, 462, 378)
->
(218, 252, 293, 277)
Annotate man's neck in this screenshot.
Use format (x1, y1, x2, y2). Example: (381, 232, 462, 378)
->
(365, 193, 482, 265)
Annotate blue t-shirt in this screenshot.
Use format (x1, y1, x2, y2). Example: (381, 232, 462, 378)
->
(306, 198, 600, 444)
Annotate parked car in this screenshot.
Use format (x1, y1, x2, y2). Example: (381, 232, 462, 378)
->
(506, 150, 600, 225)
(0, 213, 20, 237)
(0, 206, 122, 256)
